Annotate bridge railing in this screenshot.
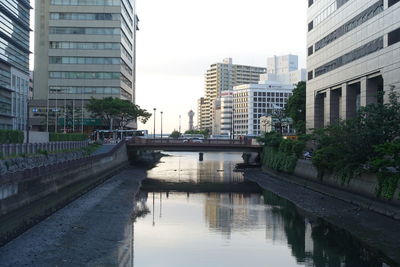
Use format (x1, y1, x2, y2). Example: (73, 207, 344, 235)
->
(129, 137, 253, 146)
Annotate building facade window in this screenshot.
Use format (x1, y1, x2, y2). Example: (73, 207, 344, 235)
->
(49, 71, 121, 79)
(50, 0, 120, 6)
(50, 13, 120, 21)
(388, 27, 400, 46)
(49, 42, 120, 50)
(49, 27, 120, 35)
(49, 57, 121, 65)
(314, 1, 384, 52)
(389, 0, 400, 7)
(315, 37, 384, 77)
(49, 86, 120, 95)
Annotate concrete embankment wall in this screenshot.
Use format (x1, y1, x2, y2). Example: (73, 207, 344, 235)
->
(262, 159, 400, 219)
(0, 141, 129, 246)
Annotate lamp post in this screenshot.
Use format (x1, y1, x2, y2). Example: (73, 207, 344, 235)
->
(153, 108, 156, 140)
(160, 111, 163, 142)
(179, 115, 181, 134)
(26, 99, 30, 144)
(231, 108, 235, 140)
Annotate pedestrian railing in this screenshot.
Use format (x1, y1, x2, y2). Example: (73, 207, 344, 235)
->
(0, 141, 89, 158)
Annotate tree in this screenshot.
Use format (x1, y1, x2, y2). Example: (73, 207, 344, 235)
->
(312, 90, 400, 182)
(170, 130, 181, 139)
(86, 97, 151, 129)
(267, 107, 286, 135)
(285, 81, 306, 134)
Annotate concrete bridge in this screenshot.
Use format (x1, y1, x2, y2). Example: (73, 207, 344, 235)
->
(126, 138, 262, 152)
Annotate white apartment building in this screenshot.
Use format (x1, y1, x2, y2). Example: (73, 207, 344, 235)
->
(220, 91, 233, 136)
(307, 0, 400, 130)
(32, 0, 138, 132)
(199, 58, 266, 132)
(261, 55, 307, 85)
(233, 80, 293, 136)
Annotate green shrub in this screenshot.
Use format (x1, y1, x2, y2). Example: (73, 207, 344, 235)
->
(262, 147, 298, 173)
(0, 130, 24, 144)
(37, 150, 49, 156)
(259, 133, 307, 174)
(50, 133, 87, 142)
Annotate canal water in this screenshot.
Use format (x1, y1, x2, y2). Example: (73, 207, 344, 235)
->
(134, 152, 390, 267)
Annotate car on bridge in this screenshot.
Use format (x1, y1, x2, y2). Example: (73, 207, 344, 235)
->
(183, 137, 204, 143)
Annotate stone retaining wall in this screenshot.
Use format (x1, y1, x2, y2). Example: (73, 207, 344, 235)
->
(293, 159, 400, 206)
(0, 141, 128, 217)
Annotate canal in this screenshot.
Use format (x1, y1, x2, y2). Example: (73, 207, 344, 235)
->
(133, 152, 391, 267)
(0, 151, 396, 266)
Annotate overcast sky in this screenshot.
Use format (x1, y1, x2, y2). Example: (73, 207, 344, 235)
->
(30, 0, 307, 134)
(135, 0, 307, 133)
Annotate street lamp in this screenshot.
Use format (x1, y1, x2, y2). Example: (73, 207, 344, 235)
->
(153, 108, 156, 140)
(179, 115, 181, 134)
(160, 111, 163, 142)
(231, 108, 235, 140)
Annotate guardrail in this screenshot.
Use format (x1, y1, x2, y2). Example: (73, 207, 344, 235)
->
(0, 141, 89, 157)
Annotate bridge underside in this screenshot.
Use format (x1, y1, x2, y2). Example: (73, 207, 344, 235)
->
(141, 179, 262, 193)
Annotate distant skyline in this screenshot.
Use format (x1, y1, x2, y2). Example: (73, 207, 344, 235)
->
(29, 0, 307, 134)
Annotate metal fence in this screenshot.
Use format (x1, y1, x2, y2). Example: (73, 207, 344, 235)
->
(0, 141, 89, 157)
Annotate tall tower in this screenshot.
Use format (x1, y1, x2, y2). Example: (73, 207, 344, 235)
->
(188, 110, 195, 131)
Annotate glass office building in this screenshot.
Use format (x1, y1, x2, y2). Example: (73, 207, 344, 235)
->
(0, 0, 31, 130)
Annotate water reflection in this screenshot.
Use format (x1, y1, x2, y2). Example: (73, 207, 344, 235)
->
(262, 191, 387, 267)
(131, 152, 390, 267)
(133, 191, 388, 267)
(146, 152, 244, 183)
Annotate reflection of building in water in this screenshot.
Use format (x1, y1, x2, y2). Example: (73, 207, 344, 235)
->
(264, 208, 287, 245)
(197, 154, 244, 183)
(118, 220, 134, 267)
(204, 193, 264, 237)
(261, 190, 385, 266)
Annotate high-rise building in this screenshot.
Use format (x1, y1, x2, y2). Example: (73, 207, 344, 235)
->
(0, 0, 31, 130)
(262, 55, 306, 85)
(188, 110, 194, 131)
(199, 58, 266, 132)
(31, 0, 138, 132)
(233, 80, 293, 136)
(219, 91, 233, 136)
(221, 55, 305, 137)
(197, 97, 206, 130)
(306, 0, 400, 130)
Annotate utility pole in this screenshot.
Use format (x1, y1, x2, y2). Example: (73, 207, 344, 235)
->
(160, 111, 163, 142)
(179, 114, 181, 134)
(26, 99, 30, 143)
(231, 108, 235, 139)
(153, 108, 156, 140)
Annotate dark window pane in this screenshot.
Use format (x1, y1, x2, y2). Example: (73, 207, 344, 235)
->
(388, 0, 400, 7)
(308, 46, 314, 56)
(388, 27, 400, 46)
(308, 21, 313, 32)
(308, 71, 314, 81)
